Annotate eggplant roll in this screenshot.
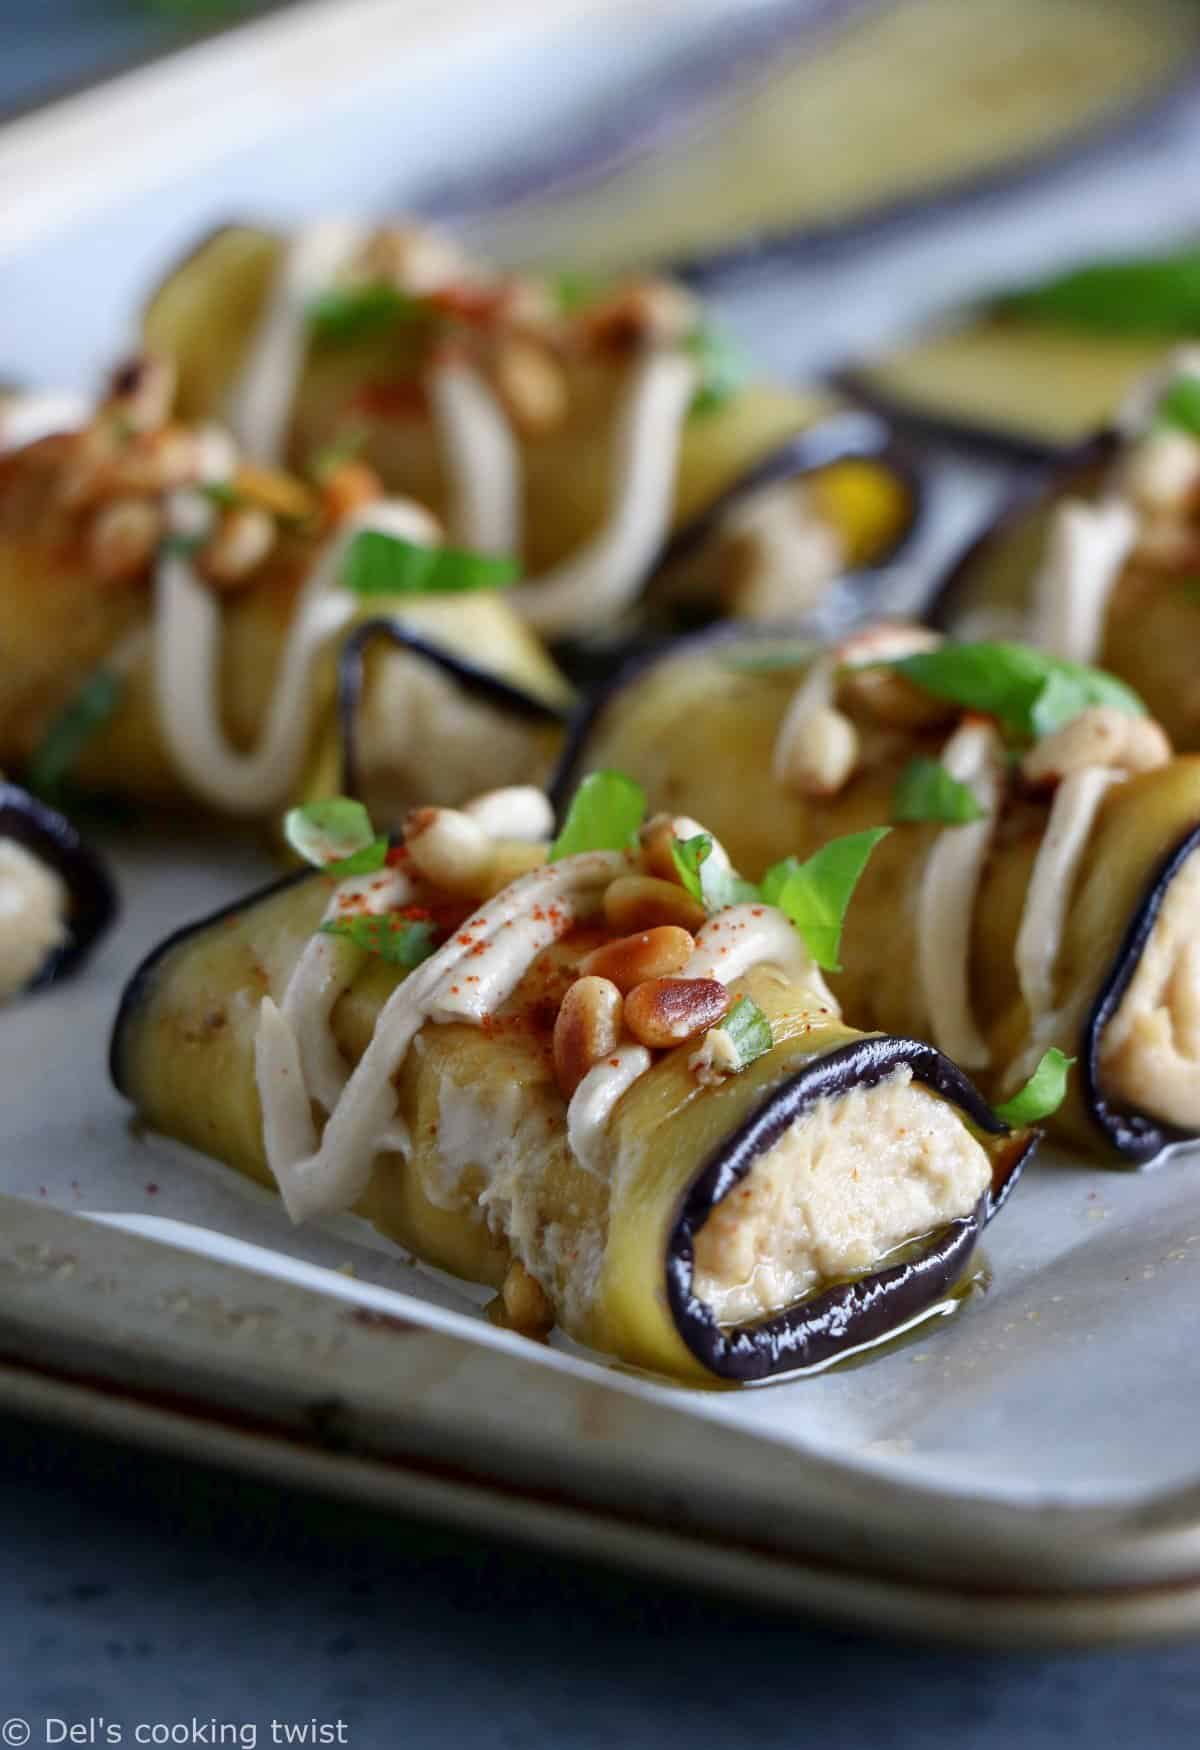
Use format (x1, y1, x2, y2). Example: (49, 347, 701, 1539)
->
(140, 222, 918, 644)
(554, 627, 1200, 1163)
(931, 356, 1200, 751)
(429, 0, 1200, 278)
(0, 366, 568, 824)
(110, 793, 1030, 1383)
(0, 779, 116, 999)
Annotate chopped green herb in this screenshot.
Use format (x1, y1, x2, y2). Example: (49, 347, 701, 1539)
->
(670, 833, 711, 904)
(699, 861, 761, 912)
(720, 995, 773, 1071)
(884, 642, 1145, 743)
(554, 271, 606, 313)
(892, 756, 984, 825)
(686, 323, 750, 418)
(284, 797, 386, 876)
(993, 1048, 1075, 1127)
(717, 639, 818, 673)
(201, 480, 243, 509)
(310, 422, 370, 482)
(161, 530, 207, 557)
(1156, 375, 1200, 438)
(27, 671, 123, 800)
(760, 828, 889, 972)
(550, 771, 645, 862)
(308, 281, 426, 344)
(341, 528, 518, 596)
(995, 246, 1200, 336)
(320, 913, 437, 967)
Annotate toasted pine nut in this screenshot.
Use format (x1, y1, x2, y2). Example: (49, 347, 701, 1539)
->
(582, 278, 698, 350)
(637, 814, 687, 884)
(553, 975, 624, 1100)
(1122, 428, 1200, 514)
(840, 666, 954, 729)
(403, 805, 496, 895)
(1021, 706, 1171, 784)
(87, 496, 162, 582)
(624, 977, 730, 1049)
(501, 1259, 554, 1335)
(603, 874, 707, 935)
(489, 338, 568, 436)
(110, 426, 199, 495)
(199, 506, 276, 588)
(775, 703, 859, 798)
(321, 459, 383, 523)
(581, 926, 694, 992)
(358, 225, 471, 294)
(105, 353, 176, 433)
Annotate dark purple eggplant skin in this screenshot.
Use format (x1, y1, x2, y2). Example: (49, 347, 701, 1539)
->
(925, 431, 1118, 632)
(0, 780, 117, 993)
(420, 0, 1200, 286)
(550, 410, 924, 687)
(668, 1035, 1034, 1383)
(548, 624, 1200, 1167)
(336, 617, 569, 800)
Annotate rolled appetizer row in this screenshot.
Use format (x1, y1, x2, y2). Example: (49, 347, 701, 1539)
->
(141, 220, 919, 648)
(0, 358, 568, 824)
(555, 627, 1200, 1163)
(110, 781, 1036, 1383)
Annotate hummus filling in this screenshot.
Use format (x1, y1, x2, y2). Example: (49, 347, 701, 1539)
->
(691, 1067, 991, 1327)
(0, 837, 68, 999)
(1099, 848, 1200, 1130)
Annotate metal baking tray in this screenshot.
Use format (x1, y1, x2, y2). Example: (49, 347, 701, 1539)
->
(5, 0, 1200, 1645)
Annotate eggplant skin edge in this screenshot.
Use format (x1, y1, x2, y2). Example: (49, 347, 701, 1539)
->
(335, 617, 569, 799)
(925, 430, 1119, 633)
(830, 365, 1076, 466)
(0, 781, 117, 994)
(667, 1033, 1031, 1384)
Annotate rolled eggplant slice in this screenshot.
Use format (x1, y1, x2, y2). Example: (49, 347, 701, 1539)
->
(0, 780, 116, 999)
(929, 364, 1200, 751)
(0, 374, 569, 826)
(110, 799, 1031, 1383)
(424, 0, 1200, 279)
(140, 222, 919, 646)
(553, 628, 1200, 1163)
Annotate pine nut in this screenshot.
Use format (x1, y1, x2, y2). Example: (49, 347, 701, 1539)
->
(87, 496, 162, 583)
(775, 702, 859, 798)
(402, 805, 497, 895)
(637, 814, 688, 884)
(199, 505, 276, 588)
(500, 1259, 554, 1335)
(105, 353, 176, 433)
(603, 874, 707, 935)
(321, 459, 383, 523)
(489, 337, 568, 436)
(1022, 706, 1171, 784)
(623, 977, 730, 1049)
(553, 975, 623, 1099)
(580, 926, 694, 992)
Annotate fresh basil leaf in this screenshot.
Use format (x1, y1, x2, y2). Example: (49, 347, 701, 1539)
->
(687, 323, 750, 418)
(319, 913, 437, 967)
(887, 642, 1145, 742)
(310, 422, 370, 482)
(27, 671, 123, 799)
(550, 771, 645, 862)
(892, 756, 984, 825)
(1156, 375, 1200, 438)
(700, 862, 762, 912)
(308, 282, 425, 344)
(721, 995, 773, 1071)
(763, 827, 889, 972)
(341, 528, 517, 597)
(995, 247, 1200, 336)
(670, 833, 711, 903)
(285, 797, 384, 873)
(993, 1048, 1075, 1127)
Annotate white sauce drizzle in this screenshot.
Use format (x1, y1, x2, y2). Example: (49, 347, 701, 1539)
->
(916, 718, 1001, 1069)
(461, 785, 554, 842)
(0, 390, 88, 454)
(507, 351, 698, 636)
(254, 850, 623, 1221)
(682, 902, 827, 995)
(770, 625, 940, 789)
(566, 1044, 653, 1177)
(152, 494, 438, 815)
(1014, 766, 1122, 1024)
(428, 359, 521, 554)
(1031, 498, 1136, 666)
(228, 218, 367, 464)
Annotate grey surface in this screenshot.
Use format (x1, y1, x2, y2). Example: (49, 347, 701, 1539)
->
(2, 1412, 1200, 1745)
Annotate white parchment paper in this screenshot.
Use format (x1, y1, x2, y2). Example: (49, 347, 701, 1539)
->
(6, 827, 1200, 1512)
